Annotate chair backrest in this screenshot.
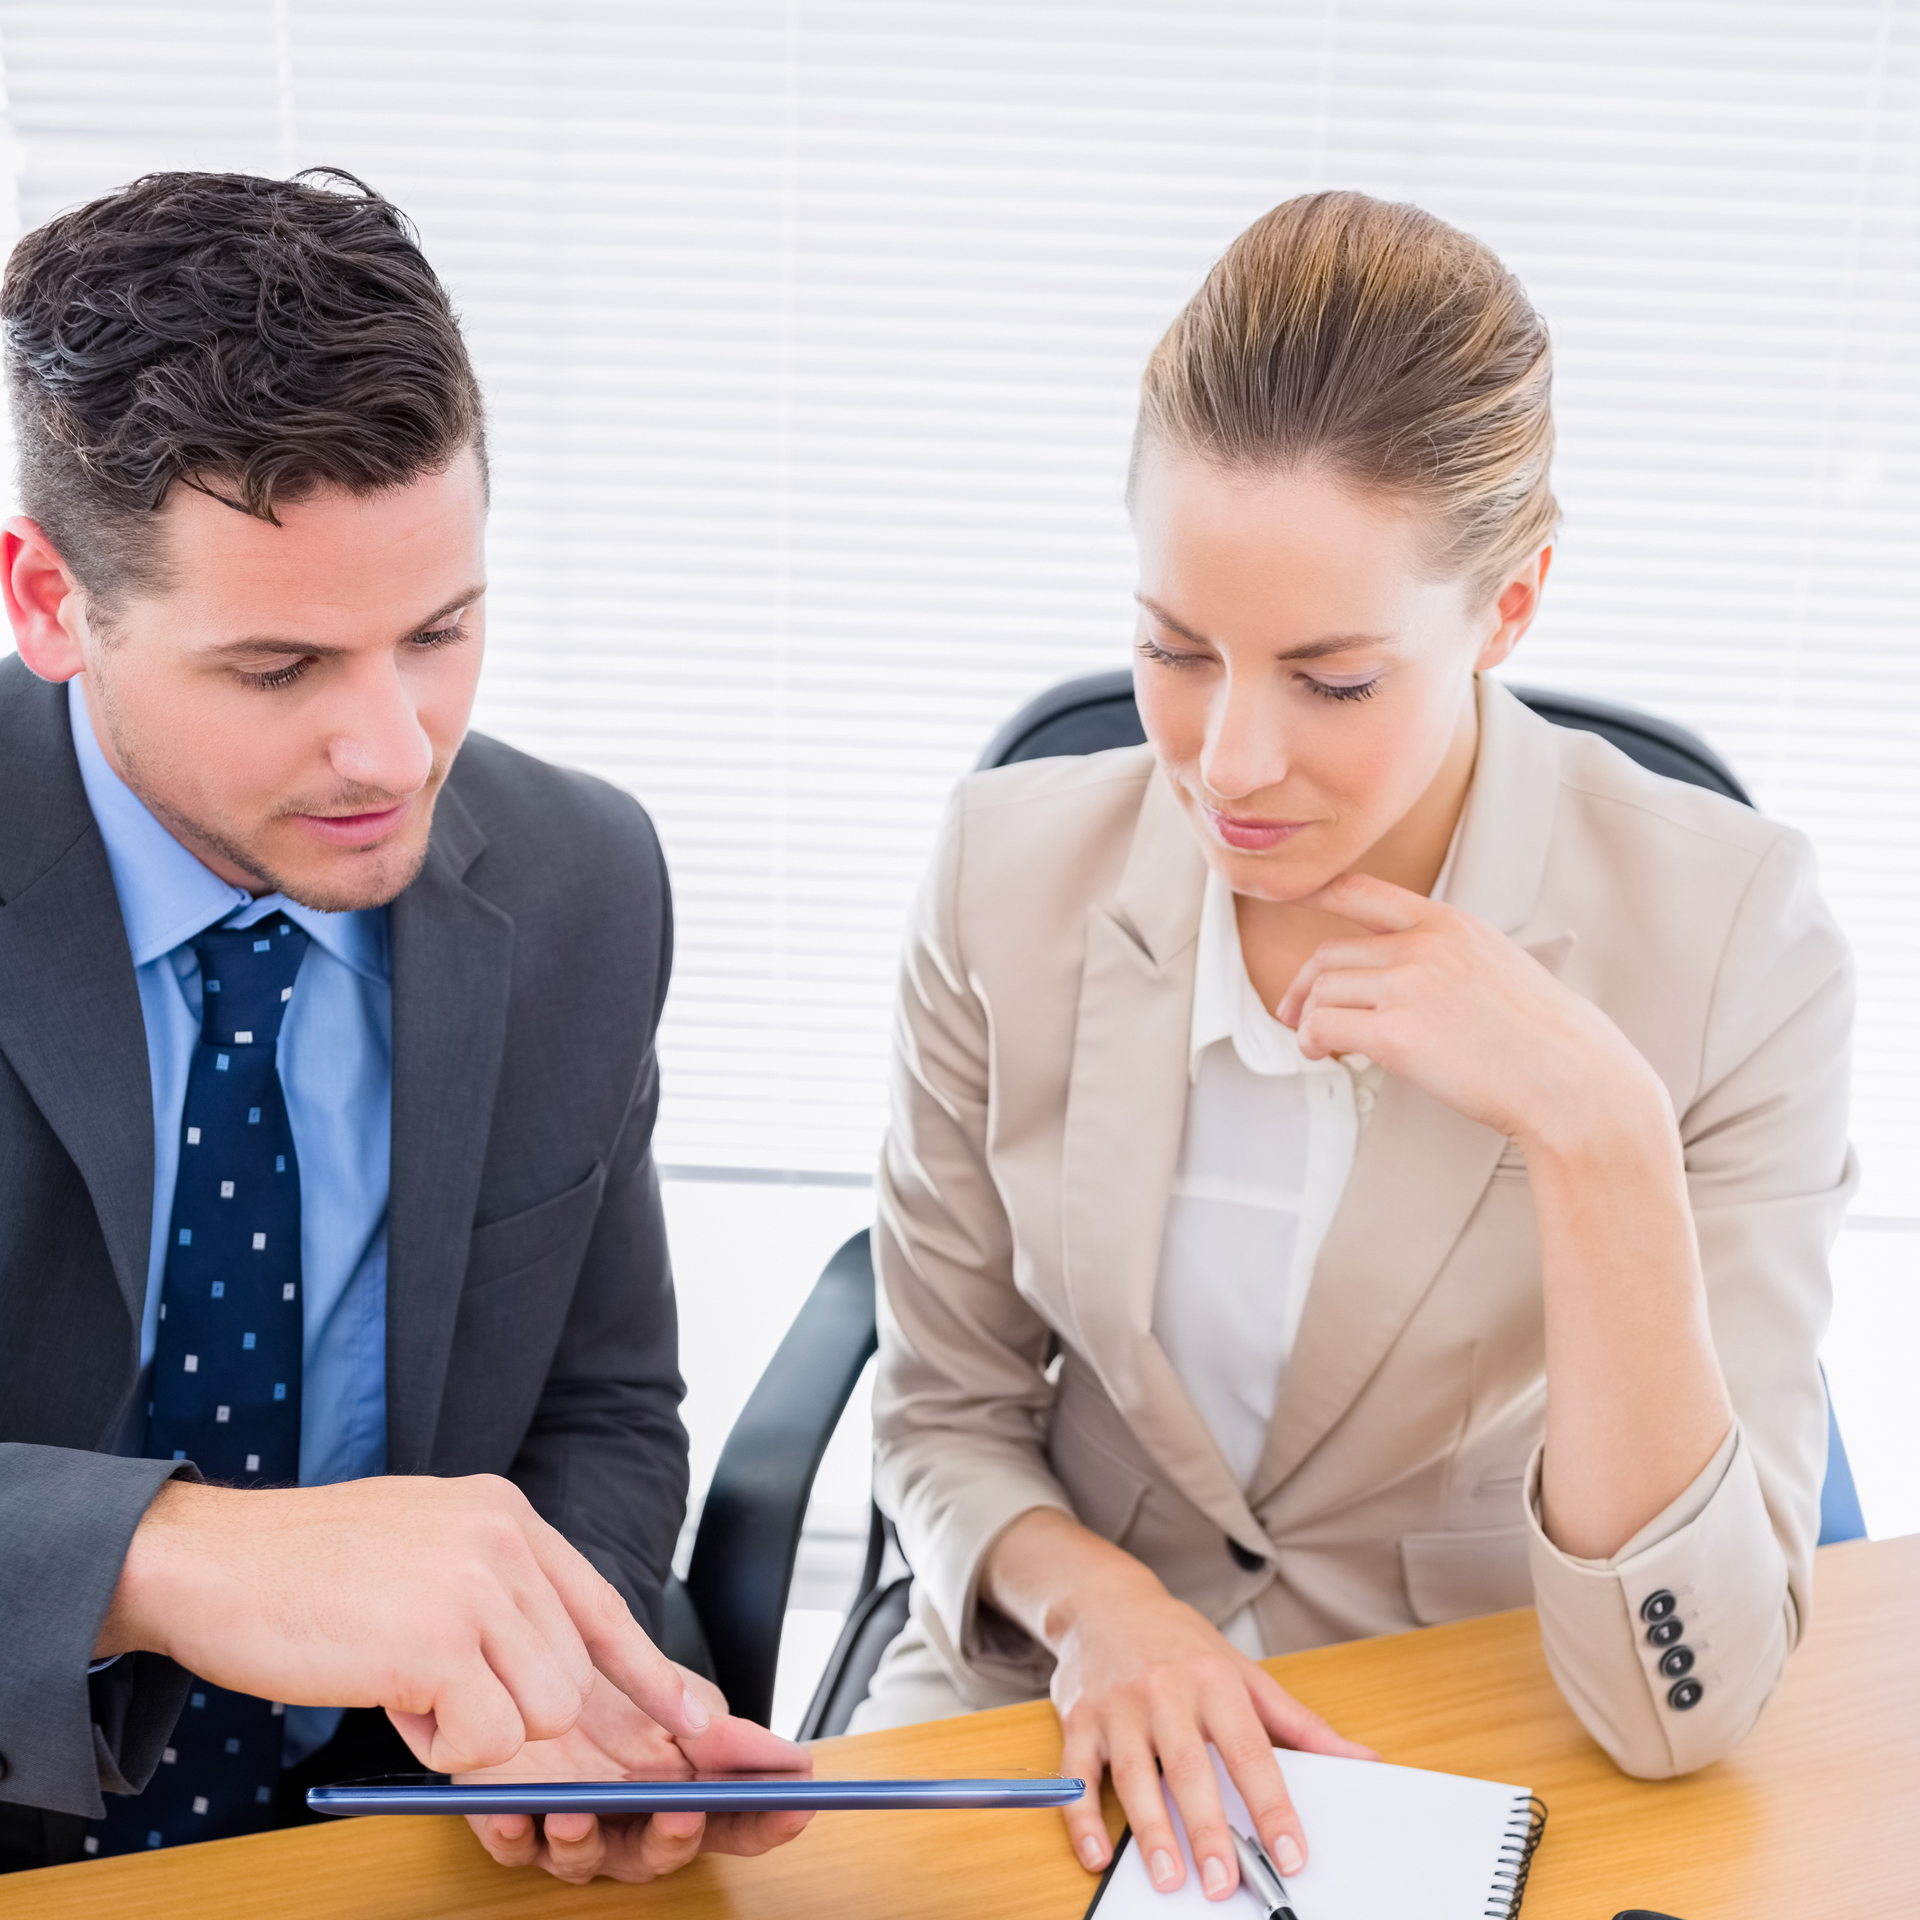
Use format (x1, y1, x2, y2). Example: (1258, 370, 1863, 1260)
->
(978, 667, 1754, 806)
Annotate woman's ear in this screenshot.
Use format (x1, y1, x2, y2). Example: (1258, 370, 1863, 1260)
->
(1475, 544, 1553, 674)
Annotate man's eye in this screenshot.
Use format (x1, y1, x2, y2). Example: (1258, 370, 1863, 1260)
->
(413, 620, 468, 649)
(241, 660, 309, 691)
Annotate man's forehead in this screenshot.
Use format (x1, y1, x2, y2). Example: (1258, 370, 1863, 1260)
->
(148, 458, 487, 643)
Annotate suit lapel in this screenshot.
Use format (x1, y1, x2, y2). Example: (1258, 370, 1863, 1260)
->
(384, 781, 515, 1472)
(1058, 768, 1269, 1549)
(0, 662, 154, 1333)
(1246, 678, 1572, 1508)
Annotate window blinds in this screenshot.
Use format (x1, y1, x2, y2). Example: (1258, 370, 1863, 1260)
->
(1, 1, 1914, 1209)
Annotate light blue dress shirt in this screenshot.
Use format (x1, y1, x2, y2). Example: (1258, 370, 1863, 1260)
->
(71, 680, 390, 1765)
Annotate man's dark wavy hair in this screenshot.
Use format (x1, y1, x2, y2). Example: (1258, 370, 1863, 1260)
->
(2, 167, 486, 603)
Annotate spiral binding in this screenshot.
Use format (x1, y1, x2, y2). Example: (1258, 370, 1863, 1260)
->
(1484, 1793, 1549, 1917)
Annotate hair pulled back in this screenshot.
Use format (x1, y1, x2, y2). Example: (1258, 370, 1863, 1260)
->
(1133, 191, 1558, 598)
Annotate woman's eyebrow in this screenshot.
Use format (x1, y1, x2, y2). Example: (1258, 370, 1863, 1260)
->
(1134, 594, 1392, 660)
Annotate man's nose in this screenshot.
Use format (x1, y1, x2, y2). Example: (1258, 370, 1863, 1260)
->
(326, 658, 434, 796)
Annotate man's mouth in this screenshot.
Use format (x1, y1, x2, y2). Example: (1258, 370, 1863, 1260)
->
(287, 800, 411, 849)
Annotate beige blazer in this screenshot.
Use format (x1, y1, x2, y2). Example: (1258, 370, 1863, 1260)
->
(869, 677, 1854, 1779)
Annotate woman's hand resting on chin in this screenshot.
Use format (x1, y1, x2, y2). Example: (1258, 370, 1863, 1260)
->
(1275, 870, 1668, 1154)
(460, 1665, 813, 1886)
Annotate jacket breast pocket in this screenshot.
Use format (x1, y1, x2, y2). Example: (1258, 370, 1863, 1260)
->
(464, 1162, 606, 1295)
(1399, 1524, 1534, 1627)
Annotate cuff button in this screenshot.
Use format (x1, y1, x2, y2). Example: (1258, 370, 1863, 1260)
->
(1646, 1617, 1684, 1647)
(1658, 1645, 1695, 1680)
(1227, 1536, 1266, 1572)
(1640, 1588, 1678, 1624)
(1667, 1677, 1704, 1711)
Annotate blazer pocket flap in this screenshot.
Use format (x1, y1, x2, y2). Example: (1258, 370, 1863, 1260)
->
(1399, 1524, 1533, 1627)
(466, 1162, 606, 1290)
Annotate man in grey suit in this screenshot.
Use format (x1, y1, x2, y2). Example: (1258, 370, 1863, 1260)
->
(0, 169, 806, 1881)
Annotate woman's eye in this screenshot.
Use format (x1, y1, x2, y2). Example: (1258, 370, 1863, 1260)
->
(1305, 675, 1380, 703)
(1137, 635, 1208, 669)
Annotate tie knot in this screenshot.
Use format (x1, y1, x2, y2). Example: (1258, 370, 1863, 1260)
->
(192, 917, 311, 1049)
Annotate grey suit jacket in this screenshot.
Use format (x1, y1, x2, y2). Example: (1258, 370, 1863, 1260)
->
(0, 654, 688, 1843)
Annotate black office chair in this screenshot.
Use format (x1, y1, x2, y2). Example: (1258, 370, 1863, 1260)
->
(667, 670, 1865, 1737)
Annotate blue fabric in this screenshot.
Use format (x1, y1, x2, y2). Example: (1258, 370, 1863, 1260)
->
(1818, 1369, 1868, 1545)
(69, 681, 392, 1769)
(94, 918, 312, 1854)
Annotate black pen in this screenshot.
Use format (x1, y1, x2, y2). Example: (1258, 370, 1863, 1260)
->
(1229, 1827, 1299, 1920)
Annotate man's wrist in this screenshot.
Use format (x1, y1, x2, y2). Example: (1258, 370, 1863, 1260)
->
(94, 1476, 205, 1660)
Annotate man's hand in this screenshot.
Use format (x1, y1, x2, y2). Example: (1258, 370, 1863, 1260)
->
(463, 1666, 813, 1885)
(96, 1474, 709, 1773)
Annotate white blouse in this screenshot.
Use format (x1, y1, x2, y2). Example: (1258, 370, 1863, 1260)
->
(1149, 867, 1426, 1656)
(1150, 871, 1379, 1483)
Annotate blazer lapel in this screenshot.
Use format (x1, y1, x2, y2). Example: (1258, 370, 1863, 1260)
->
(0, 662, 154, 1335)
(1247, 678, 1573, 1508)
(384, 780, 515, 1473)
(1058, 768, 1270, 1550)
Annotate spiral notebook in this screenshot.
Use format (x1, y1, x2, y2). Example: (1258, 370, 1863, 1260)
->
(1083, 1748, 1547, 1920)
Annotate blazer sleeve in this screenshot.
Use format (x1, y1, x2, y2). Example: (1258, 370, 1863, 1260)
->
(1525, 823, 1856, 1778)
(502, 839, 688, 1642)
(870, 787, 1075, 1693)
(0, 1447, 197, 1819)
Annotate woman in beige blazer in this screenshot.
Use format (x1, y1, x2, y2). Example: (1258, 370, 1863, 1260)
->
(859, 192, 1854, 1902)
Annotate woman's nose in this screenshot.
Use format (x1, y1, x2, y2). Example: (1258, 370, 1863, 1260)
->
(1198, 684, 1287, 802)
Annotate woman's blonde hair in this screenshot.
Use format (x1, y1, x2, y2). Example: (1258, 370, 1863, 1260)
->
(1133, 191, 1558, 600)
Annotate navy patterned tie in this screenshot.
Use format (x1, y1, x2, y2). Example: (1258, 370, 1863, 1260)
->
(91, 916, 309, 1856)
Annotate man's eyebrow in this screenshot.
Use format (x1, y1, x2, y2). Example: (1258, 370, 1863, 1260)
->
(202, 587, 486, 660)
(1134, 594, 1392, 661)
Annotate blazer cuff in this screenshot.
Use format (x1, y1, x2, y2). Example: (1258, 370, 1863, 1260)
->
(1525, 1426, 1791, 1778)
(0, 1448, 200, 1819)
(890, 1455, 1073, 1694)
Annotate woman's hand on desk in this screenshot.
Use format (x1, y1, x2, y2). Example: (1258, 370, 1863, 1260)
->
(460, 1667, 813, 1885)
(983, 1509, 1375, 1902)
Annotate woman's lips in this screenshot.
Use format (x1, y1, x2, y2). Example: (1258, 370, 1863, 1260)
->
(1204, 808, 1307, 853)
(292, 802, 410, 849)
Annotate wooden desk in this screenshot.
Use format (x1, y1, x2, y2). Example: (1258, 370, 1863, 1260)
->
(12, 1535, 1916, 1918)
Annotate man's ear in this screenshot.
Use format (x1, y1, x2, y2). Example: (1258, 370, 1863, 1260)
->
(1475, 543, 1553, 674)
(3, 516, 91, 682)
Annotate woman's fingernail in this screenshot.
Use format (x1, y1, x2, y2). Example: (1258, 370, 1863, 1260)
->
(1201, 1855, 1229, 1896)
(1079, 1835, 1106, 1869)
(1150, 1849, 1179, 1889)
(681, 1687, 710, 1732)
(1273, 1835, 1305, 1875)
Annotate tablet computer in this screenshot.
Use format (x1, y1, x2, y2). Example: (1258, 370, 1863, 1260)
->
(307, 1771, 1086, 1816)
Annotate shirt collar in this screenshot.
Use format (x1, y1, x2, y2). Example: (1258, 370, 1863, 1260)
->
(1186, 806, 1466, 1086)
(68, 677, 389, 982)
(1189, 867, 1326, 1081)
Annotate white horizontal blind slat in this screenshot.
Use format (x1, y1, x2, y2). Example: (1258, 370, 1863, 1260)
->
(0, 1, 1914, 1203)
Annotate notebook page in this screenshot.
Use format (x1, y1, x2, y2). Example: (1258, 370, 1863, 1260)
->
(1090, 1748, 1530, 1920)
